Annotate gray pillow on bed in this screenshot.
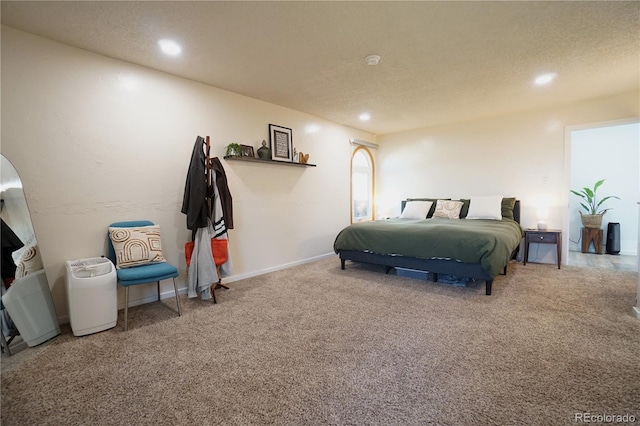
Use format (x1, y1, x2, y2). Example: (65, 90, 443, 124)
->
(457, 199, 471, 218)
(501, 197, 517, 220)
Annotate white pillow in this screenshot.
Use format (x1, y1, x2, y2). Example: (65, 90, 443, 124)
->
(400, 201, 433, 219)
(433, 200, 464, 219)
(465, 196, 504, 220)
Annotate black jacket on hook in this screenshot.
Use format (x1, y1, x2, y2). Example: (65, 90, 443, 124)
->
(181, 136, 234, 233)
(210, 157, 233, 230)
(181, 136, 208, 232)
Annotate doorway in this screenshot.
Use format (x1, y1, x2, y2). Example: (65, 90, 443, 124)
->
(564, 120, 639, 272)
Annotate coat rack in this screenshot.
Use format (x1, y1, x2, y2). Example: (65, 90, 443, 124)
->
(204, 136, 229, 299)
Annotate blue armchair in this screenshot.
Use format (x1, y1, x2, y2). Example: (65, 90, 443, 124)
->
(107, 220, 182, 330)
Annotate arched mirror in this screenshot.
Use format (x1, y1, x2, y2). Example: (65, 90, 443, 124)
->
(351, 146, 375, 223)
(1, 154, 58, 355)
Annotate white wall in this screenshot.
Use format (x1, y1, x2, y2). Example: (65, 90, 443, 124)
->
(376, 91, 640, 265)
(1, 27, 374, 321)
(569, 122, 639, 255)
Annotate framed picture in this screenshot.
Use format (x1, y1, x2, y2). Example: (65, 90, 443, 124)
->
(240, 144, 254, 158)
(269, 124, 293, 162)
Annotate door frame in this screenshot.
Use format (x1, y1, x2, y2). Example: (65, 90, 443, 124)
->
(563, 117, 640, 319)
(562, 116, 639, 262)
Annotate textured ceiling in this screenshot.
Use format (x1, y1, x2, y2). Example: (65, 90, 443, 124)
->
(2, 1, 639, 135)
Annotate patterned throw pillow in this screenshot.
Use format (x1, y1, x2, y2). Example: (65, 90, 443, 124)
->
(108, 225, 166, 269)
(432, 200, 464, 219)
(14, 245, 43, 279)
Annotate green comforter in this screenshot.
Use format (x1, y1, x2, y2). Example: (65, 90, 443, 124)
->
(333, 218, 524, 277)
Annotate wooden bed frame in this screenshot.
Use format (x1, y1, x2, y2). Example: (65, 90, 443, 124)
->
(338, 200, 521, 295)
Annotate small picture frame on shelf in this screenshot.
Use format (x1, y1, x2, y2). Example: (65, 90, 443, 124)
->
(240, 144, 254, 158)
(269, 124, 293, 162)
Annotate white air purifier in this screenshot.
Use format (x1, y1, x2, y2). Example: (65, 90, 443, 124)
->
(65, 257, 117, 336)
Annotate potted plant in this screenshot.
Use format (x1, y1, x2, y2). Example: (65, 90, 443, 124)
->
(225, 143, 242, 157)
(570, 179, 619, 229)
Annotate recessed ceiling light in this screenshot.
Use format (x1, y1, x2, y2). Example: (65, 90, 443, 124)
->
(359, 113, 371, 121)
(365, 55, 381, 66)
(158, 39, 182, 56)
(534, 72, 557, 86)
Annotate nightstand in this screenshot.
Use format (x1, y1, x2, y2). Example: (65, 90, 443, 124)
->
(523, 229, 562, 269)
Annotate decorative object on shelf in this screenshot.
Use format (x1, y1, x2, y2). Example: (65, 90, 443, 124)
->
(299, 152, 310, 164)
(225, 142, 243, 157)
(570, 179, 620, 229)
(240, 144, 254, 158)
(257, 140, 271, 159)
(293, 148, 299, 163)
(269, 124, 293, 162)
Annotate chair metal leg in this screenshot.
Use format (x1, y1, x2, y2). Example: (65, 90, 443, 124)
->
(124, 286, 129, 331)
(123, 279, 180, 331)
(172, 278, 182, 316)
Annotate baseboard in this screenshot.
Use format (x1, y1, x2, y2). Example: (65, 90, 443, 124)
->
(127, 252, 336, 307)
(220, 252, 336, 284)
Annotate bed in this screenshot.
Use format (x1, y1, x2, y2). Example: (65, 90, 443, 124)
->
(334, 197, 524, 295)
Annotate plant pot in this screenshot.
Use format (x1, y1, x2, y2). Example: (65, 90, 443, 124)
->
(580, 212, 603, 229)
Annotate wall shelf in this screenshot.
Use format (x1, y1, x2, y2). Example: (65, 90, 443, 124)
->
(223, 156, 316, 167)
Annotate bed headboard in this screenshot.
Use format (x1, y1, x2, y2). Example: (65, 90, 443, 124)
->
(400, 199, 521, 224)
(513, 200, 521, 224)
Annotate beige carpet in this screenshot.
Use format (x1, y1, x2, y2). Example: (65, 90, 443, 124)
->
(2, 256, 639, 425)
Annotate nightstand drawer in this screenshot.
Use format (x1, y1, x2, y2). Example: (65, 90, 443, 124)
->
(527, 232, 558, 244)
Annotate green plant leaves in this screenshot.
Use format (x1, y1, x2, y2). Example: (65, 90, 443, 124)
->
(570, 179, 619, 215)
